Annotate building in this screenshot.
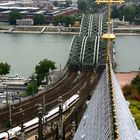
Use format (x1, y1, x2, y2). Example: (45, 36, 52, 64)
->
(16, 18, 33, 25)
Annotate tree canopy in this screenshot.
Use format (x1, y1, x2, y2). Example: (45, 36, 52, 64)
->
(52, 16, 75, 26)
(111, 4, 140, 25)
(0, 62, 11, 75)
(33, 14, 46, 25)
(77, 0, 88, 13)
(35, 59, 56, 86)
(8, 10, 22, 25)
(77, 0, 101, 14)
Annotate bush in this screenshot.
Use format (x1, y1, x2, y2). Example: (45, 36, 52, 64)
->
(128, 99, 140, 129)
(122, 85, 132, 97)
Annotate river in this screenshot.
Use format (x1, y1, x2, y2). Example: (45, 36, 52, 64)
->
(0, 33, 139, 77)
(0, 33, 73, 77)
(115, 35, 140, 72)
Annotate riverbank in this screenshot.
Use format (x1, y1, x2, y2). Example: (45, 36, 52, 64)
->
(115, 33, 140, 36)
(0, 25, 80, 35)
(113, 25, 140, 35)
(1, 25, 140, 35)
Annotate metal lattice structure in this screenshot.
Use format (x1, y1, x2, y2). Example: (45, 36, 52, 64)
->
(68, 13, 107, 71)
(68, 35, 86, 70)
(82, 36, 96, 69)
(79, 14, 90, 36)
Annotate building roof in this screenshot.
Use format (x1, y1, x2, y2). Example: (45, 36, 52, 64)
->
(112, 71, 140, 140)
(20, 10, 29, 14)
(0, 10, 11, 14)
(0, 6, 39, 10)
(0, 2, 16, 6)
(73, 65, 140, 140)
(34, 10, 45, 14)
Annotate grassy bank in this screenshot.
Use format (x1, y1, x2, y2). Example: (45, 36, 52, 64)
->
(128, 99, 140, 129)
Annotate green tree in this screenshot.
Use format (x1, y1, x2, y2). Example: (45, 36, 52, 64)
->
(52, 16, 75, 26)
(52, 16, 62, 26)
(63, 16, 75, 26)
(64, 0, 71, 7)
(53, 1, 58, 7)
(35, 59, 56, 86)
(131, 75, 140, 95)
(33, 15, 46, 25)
(0, 62, 10, 75)
(77, 0, 88, 13)
(119, 5, 136, 23)
(27, 82, 38, 96)
(134, 17, 140, 25)
(111, 6, 120, 19)
(87, 0, 99, 13)
(8, 10, 22, 25)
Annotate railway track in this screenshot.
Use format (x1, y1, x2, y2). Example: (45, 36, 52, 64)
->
(41, 71, 101, 140)
(0, 72, 78, 129)
(0, 70, 98, 132)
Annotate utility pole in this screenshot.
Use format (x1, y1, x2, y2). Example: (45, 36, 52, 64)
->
(58, 96, 63, 140)
(19, 108, 25, 140)
(38, 104, 43, 140)
(9, 102, 12, 128)
(43, 94, 45, 114)
(60, 64, 61, 80)
(5, 84, 12, 128)
(32, 74, 35, 96)
(71, 121, 76, 138)
(5, 84, 8, 106)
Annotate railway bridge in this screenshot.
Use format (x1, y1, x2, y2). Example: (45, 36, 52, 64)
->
(0, 10, 140, 140)
(68, 13, 140, 140)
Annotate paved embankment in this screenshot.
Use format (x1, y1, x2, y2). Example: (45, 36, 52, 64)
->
(115, 71, 139, 87)
(0, 25, 80, 35)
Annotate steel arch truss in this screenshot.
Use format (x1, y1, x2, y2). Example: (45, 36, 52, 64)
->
(79, 14, 90, 36)
(96, 38, 106, 68)
(68, 35, 85, 69)
(82, 36, 97, 69)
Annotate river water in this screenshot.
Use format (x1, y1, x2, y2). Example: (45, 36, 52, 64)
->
(0, 33, 73, 77)
(115, 35, 140, 72)
(0, 33, 139, 77)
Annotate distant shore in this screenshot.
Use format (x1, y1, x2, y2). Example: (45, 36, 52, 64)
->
(1, 25, 140, 35)
(0, 25, 80, 35)
(115, 33, 140, 36)
(0, 30, 79, 35)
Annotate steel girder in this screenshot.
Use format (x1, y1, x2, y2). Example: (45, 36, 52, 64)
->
(79, 14, 90, 36)
(68, 35, 86, 67)
(82, 36, 97, 67)
(95, 38, 106, 67)
(90, 13, 100, 36)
